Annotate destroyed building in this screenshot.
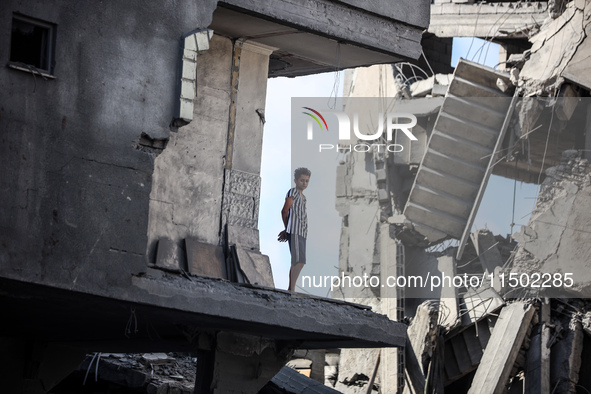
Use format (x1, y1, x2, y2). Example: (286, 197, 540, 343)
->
(0, 1, 432, 393)
(328, 0, 591, 393)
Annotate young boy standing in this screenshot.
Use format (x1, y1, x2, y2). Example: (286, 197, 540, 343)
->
(278, 168, 311, 292)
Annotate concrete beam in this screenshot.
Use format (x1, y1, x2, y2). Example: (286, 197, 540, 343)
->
(404, 300, 439, 394)
(0, 275, 406, 352)
(468, 302, 535, 394)
(211, 0, 427, 76)
(429, 2, 548, 38)
(524, 300, 551, 394)
(218, 0, 425, 58)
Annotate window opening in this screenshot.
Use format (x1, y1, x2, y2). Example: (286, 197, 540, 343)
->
(9, 13, 56, 75)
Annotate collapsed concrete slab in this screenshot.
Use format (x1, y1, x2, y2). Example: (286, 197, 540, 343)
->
(403, 301, 439, 394)
(402, 59, 516, 250)
(468, 302, 535, 394)
(520, 0, 591, 95)
(0, 274, 406, 351)
(262, 365, 342, 394)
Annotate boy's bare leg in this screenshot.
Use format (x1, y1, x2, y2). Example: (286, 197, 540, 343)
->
(288, 262, 305, 292)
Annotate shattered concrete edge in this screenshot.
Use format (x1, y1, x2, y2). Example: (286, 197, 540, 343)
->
(128, 274, 406, 348)
(177, 29, 214, 124)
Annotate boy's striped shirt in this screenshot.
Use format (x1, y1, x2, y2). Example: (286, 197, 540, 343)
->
(286, 187, 307, 238)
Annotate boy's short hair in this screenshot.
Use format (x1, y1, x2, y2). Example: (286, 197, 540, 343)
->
(294, 167, 311, 180)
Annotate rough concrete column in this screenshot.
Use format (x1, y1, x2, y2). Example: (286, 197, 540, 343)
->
(220, 41, 276, 249)
(195, 332, 292, 394)
(380, 226, 398, 390)
(308, 349, 326, 384)
(379, 223, 401, 394)
(225, 41, 275, 174)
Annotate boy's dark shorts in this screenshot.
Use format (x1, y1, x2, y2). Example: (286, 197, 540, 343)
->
(287, 233, 306, 266)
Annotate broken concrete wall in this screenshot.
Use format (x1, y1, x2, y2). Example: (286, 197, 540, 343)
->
(429, 1, 548, 38)
(334, 347, 382, 394)
(147, 36, 272, 262)
(147, 34, 232, 260)
(334, 151, 382, 300)
(520, 0, 591, 95)
(333, 150, 394, 392)
(405, 247, 459, 327)
(512, 151, 591, 297)
(403, 300, 440, 394)
(0, 0, 218, 291)
(417, 34, 454, 75)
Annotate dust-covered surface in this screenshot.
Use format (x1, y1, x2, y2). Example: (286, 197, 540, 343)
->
(51, 352, 196, 393)
(511, 151, 591, 297)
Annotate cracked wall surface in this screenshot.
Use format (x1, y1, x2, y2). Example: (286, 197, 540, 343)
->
(147, 34, 233, 259)
(520, 0, 591, 95)
(512, 151, 591, 297)
(0, 0, 218, 290)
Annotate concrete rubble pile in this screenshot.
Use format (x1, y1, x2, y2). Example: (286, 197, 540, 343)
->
(49, 352, 341, 394)
(329, 0, 591, 392)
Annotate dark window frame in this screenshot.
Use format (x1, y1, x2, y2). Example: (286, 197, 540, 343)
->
(8, 13, 57, 77)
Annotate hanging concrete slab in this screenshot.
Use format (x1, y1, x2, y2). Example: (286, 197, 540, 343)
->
(402, 59, 515, 249)
(563, 34, 591, 90)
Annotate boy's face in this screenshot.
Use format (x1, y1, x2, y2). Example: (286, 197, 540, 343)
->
(295, 174, 310, 191)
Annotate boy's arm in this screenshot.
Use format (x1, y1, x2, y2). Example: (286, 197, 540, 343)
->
(278, 197, 292, 242)
(281, 197, 293, 229)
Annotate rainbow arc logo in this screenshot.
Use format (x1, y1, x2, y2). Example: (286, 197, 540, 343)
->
(300, 105, 418, 151)
(302, 107, 328, 132)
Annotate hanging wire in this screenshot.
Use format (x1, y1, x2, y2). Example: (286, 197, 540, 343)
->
(472, 1, 520, 64)
(421, 49, 435, 77)
(537, 95, 557, 184)
(83, 352, 102, 385)
(510, 160, 518, 235)
(465, 2, 484, 60)
(393, 62, 430, 86)
(328, 42, 342, 109)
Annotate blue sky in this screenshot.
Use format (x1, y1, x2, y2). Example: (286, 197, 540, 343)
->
(260, 37, 539, 294)
(259, 72, 343, 294)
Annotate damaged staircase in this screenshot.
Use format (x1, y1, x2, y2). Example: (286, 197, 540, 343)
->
(403, 59, 516, 254)
(444, 317, 496, 384)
